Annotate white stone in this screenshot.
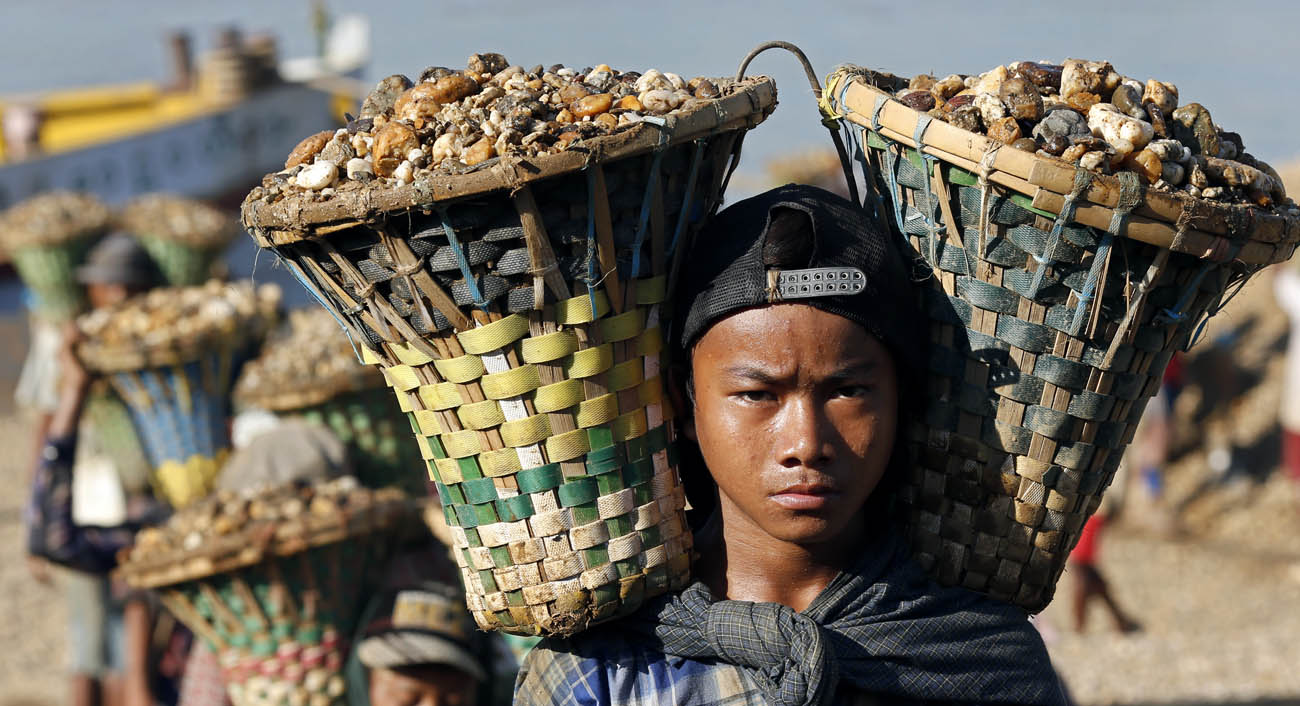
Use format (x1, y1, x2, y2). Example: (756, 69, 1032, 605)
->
(345, 157, 373, 181)
(296, 160, 338, 190)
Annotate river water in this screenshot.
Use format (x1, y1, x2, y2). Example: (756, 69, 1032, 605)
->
(2, 0, 1298, 307)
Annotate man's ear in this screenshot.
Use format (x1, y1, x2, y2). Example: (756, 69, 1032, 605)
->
(665, 361, 696, 442)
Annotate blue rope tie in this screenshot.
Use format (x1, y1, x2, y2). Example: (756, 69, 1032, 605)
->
(912, 114, 950, 268)
(276, 251, 368, 363)
(668, 139, 708, 257)
(1067, 171, 1142, 337)
(440, 210, 488, 312)
(1026, 169, 1094, 299)
(583, 167, 600, 317)
(630, 148, 668, 280)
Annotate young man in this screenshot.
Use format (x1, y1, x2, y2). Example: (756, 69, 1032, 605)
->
(515, 185, 1065, 705)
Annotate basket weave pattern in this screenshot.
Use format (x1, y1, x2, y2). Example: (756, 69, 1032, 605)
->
(840, 110, 1294, 610)
(242, 76, 777, 634)
(11, 241, 94, 321)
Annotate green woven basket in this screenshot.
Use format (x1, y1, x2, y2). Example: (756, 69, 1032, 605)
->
(136, 235, 227, 287)
(9, 240, 95, 321)
(298, 387, 427, 495)
(2, 191, 111, 322)
(827, 67, 1300, 610)
(242, 74, 776, 636)
(121, 194, 237, 286)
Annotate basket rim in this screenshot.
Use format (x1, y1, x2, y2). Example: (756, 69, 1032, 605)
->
(830, 69, 1300, 266)
(77, 323, 266, 372)
(234, 368, 385, 412)
(240, 75, 778, 241)
(116, 495, 416, 589)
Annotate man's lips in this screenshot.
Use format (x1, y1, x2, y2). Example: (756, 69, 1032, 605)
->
(769, 482, 839, 510)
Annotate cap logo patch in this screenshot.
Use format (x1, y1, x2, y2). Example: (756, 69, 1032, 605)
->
(772, 267, 866, 300)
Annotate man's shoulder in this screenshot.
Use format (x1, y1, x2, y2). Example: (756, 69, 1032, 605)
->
(515, 627, 760, 706)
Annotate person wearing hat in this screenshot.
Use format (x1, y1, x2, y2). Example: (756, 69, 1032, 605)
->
(515, 185, 1065, 705)
(24, 233, 167, 706)
(354, 582, 495, 706)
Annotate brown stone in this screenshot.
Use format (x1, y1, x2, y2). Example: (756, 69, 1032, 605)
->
(558, 83, 591, 104)
(999, 77, 1044, 121)
(392, 83, 445, 125)
(428, 74, 480, 104)
(1012, 137, 1039, 152)
(371, 122, 419, 177)
(555, 108, 575, 124)
(572, 93, 613, 118)
(462, 137, 496, 166)
(987, 117, 1023, 145)
(285, 131, 332, 169)
(594, 112, 618, 129)
(617, 95, 643, 111)
(1126, 149, 1163, 183)
(1066, 92, 1100, 113)
(1061, 143, 1090, 163)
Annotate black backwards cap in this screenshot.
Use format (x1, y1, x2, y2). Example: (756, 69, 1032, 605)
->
(674, 183, 924, 370)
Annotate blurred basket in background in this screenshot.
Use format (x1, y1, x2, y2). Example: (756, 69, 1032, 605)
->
(77, 281, 280, 507)
(242, 67, 776, 635)
(119, 478, 412, 706)
(0, 191, 110, 321)
(120, 194, 238, 286)
(826, 66, 1300, 610)
(234, 308, 425, 494)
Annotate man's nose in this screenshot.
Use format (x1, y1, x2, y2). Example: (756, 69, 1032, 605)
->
(775, 395, 834, 469)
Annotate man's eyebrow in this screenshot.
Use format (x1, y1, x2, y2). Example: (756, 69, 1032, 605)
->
(720, 365, 789, 384)
(825, 360, 879, 380)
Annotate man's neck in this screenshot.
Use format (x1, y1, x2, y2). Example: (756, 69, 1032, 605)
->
(695, 498, 866, 613)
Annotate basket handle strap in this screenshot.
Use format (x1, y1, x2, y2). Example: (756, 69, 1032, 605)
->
(736, 40, 860, 206)
(1067, 171, 1143, 338)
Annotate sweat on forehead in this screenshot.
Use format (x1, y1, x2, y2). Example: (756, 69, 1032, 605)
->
(673, 183, 924, 367)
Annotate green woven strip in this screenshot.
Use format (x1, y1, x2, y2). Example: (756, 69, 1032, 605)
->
(645, 425, 668, 454)
(461, 477, 499, 504)
(437, 481, 466, 505)
(464, 528, 482, 547)
(452, 503, 478, 527)
(639, 525, 662, 548)
(558, 478, 599, 507)
(613, 559, 640, 579)
(586, 444, 626, 475)
(596, 471, 625, 495)
(490, 546, 512, 568)
(496, 494, 535, 522)
(516, 463, 563, 493)
(583, 547, 610, 568)
(473, 502, 499, 526)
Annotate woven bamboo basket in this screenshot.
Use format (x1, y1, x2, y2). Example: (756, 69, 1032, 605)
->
(77, 282, 279, 508)
(119, 482, 413, 706)
(241, 74, 776, 636)
(120, 194, 238, 286)
(824, 66, 1300, 610)
(0, 192, 111, 322)
(234, 309, 424, 493)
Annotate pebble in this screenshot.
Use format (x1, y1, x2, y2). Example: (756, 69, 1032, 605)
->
(1066, 91, 1101, 113)
(974, 65, 1010, 96)
(572, 93, 613, 118)
(360, 74, 413, 118)
(987, 117, 1023, 145)
(1011, 61, 1063, 92)
(1171, 102, 1221, 157)
(1012, 137, 1039, 153)
(973, 92, 1008, 127)
(931, 74, 966, 102)
(1079, 150, 1109, 171)
(1088, 103, 1154, 157)
(1127, 148, 1164, 183)
(462, 137, 496, 166)
(1144, 79, 1179, 113)
(393, 160, 414, 185)
(947, 105, 982, 133)
(1112, 83, 1146, 119)
(296, 161, 338, 190)
(999, 77, 1043, 121)
(1032, 108, 1089, 142)
(1147, 139, 1191, 163)
(371, 122, 418, 177)
(284, 131, 332, 169)
(393, 82, 446, 125)
(692, 78, 721, 99)
(1161, 160, 1186, 185)
(897, 89, 936, 111)
(318, 136, 355, 166)
(1060, 59, 1119, 101)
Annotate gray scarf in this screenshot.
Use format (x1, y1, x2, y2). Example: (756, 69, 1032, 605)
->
(620, 530, 1066, 705)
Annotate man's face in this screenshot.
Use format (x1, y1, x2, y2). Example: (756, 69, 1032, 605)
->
(369, 664, 478, 706)
(689, 304, 898, 546)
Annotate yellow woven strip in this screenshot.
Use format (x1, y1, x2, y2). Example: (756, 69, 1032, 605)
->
(396, 391, 414, 412)
(612, 408, 648, 442)
(413, 409, 443, 436)
(638, 378, 663, 407)
(458, 314, 530, 354)
(555, 290, 610, 325)
(607, 359, 645, 392)
(416, 435, 437, 461)
(520, 330, 579, 364)
(435, 457, 464, 484)
(432, 355, 486, 384)
(418, 383, 464, 411)
(480, 365, 542, 400)
(360, 346, 383, 365)
(499, 414, 553, 448)
(575, 393, 619, 428)
(441, 430, 482, 458)
(533, 379, 584, 413)
(636, 327, 664, 357)
(597, 310, 643, 343)
(391, 342, 433, 366)
(545, 428, 590, 462)
(457, 399, 506, 431)
(563, 344, 613, 379)
(635, 276, 668, 305)
(479, 448, 523, 477)
(384, 365, 422, 392)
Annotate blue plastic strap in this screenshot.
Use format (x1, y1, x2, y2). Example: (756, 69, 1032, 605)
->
(668, 139, 708, 257)
(630, 148, 667, 279)
(440, 210, 488, 312)
(583, 167, 600, 317)
(1026, 169, 1094, 299)
(1066, 172, 1142, 337)
(275, 251, 369, 364)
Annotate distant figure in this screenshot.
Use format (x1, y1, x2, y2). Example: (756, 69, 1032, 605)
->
(1067, 513, 1141, 634)
(1276, 263, 1300, 499)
